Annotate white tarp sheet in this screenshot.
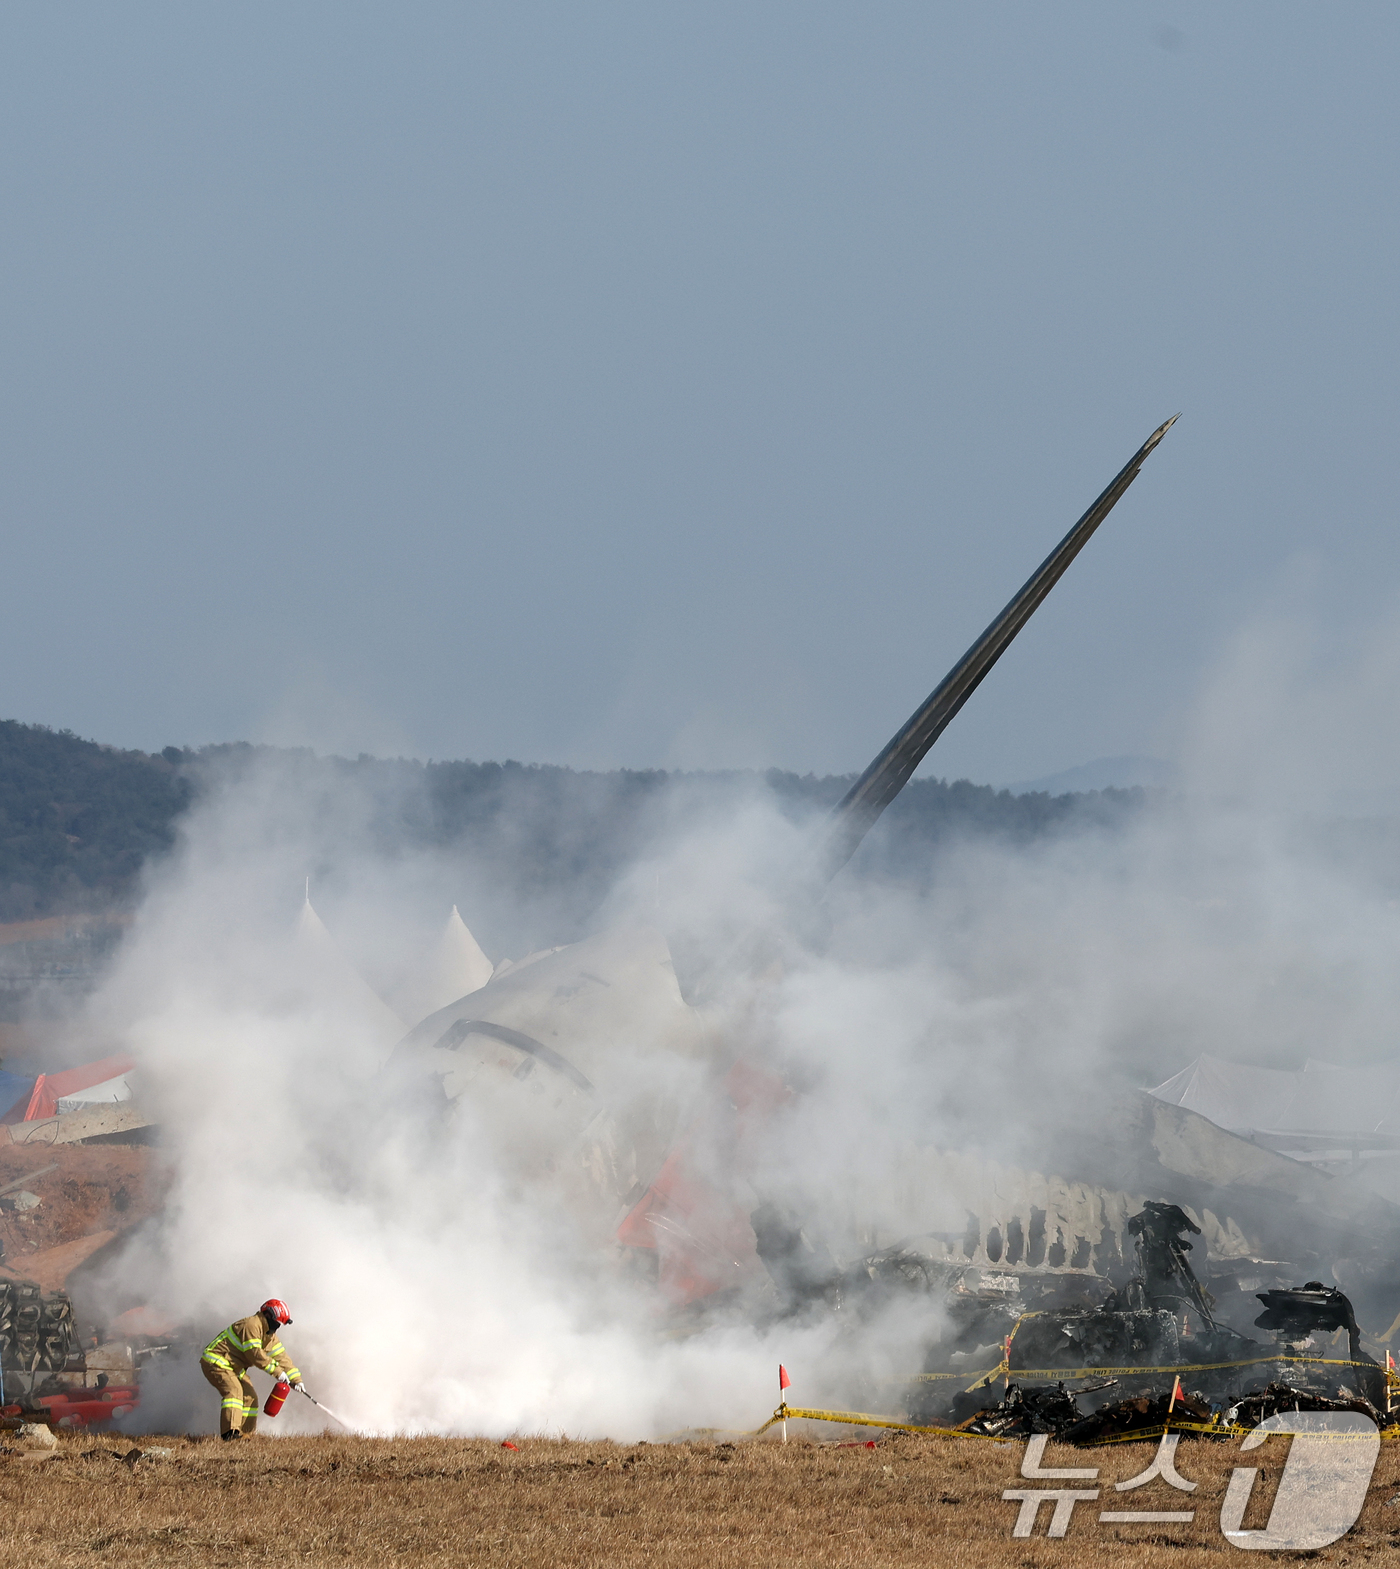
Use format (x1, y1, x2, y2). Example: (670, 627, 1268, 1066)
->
(1148, 1053, 1400, 1136)
(56, 1071, 134, 1113)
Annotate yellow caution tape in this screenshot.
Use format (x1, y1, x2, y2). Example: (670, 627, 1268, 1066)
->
(907, 1368, 1000, 1382)
(944, 1308, 1391, 1390)
(1090, 1419, 1247, 1445)
(959, 1366, 1009, 1392)
(754, 1404, 1010, 1442)
(1094, 1422, 1400, 1446)
(928, 1352, 1389, 1392)
(759, 1407, 1400, 1447)
(685, 1304, 1399, 1449)
(669, 1408, 1400, 1448)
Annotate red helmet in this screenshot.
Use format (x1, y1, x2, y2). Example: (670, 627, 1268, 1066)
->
(261, 1299, 292, 1327)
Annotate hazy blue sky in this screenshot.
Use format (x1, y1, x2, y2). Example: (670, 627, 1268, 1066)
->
(2, 5, 1398, 783)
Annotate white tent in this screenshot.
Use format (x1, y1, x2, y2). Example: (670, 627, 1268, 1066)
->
(399, 906, 495, 1023)
(441, 906, 493, 997)
(294, 895, 407, 1055)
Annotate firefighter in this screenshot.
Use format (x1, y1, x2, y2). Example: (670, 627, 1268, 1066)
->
(200, 1299, 301, 1440)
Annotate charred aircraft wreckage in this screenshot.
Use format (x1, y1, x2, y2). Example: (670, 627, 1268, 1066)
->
(389, 416, 1400, 1438)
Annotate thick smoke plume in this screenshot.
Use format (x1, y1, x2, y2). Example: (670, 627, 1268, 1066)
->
(74, 593, 1400, 1437)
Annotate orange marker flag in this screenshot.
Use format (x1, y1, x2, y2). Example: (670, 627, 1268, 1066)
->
(1167, 1375, 1182, 1414)
(779, 1364, 791, 1393)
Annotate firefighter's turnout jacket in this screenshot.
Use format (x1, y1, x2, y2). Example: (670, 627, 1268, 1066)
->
(201, 1313, 301, 1437)
(203, 1314, 301, 1381)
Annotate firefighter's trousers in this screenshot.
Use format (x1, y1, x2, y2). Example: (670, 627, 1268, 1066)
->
(201, 1357, 260, 1435)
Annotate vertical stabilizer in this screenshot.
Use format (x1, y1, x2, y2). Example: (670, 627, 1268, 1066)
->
(823, 416, 1178, 880)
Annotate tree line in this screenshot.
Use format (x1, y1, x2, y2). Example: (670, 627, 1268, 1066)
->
(0, 721, 1144, 924)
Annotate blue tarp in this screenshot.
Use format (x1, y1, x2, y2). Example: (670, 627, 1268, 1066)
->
(0, 1068, 34, 1122)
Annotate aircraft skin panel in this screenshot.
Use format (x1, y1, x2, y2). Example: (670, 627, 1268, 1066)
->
(389, 925, 717, 1216)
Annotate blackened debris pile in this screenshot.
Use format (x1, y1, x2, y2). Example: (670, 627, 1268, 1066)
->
(1060, 1386, 1213, 1445)
(1254, 1283, 1361, 1362)
(1224, 1382, 1383, 1429)
(960, 1381, 1088, 1438)
(907, 1204, 1390, 1443)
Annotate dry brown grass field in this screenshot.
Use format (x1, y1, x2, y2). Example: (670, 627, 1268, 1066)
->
(3, 1426, 1400, 1568)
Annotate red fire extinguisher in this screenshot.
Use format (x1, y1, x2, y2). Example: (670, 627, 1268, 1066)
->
(263, 1379, 291, 1418)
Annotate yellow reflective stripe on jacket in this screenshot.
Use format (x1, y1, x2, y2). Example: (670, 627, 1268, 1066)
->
(204, 1322, 259, 1361)
(264, 1337, 300, 1379)
(219, 1318, 269, 1362)
(203, 1315, 293, 1377)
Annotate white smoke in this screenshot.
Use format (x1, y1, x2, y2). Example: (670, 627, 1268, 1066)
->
(82, 759, 846, 1437)
(76, 590, 1400, 1437)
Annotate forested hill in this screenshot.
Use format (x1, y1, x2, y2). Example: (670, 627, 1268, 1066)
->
(0, 722, 193, 922)
(0, 720, 1146, 923)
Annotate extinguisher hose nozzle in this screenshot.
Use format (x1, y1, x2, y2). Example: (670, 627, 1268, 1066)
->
(295, 1383, 353, 1431)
